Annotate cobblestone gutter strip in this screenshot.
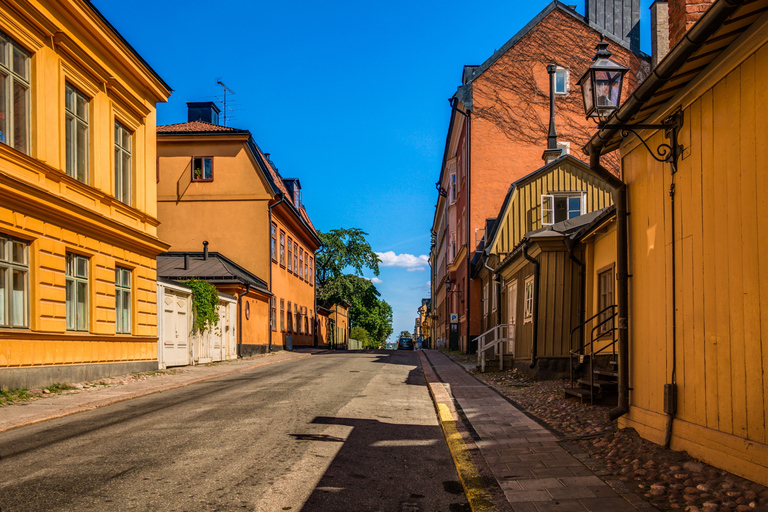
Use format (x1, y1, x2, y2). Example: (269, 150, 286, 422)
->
(418, 351, 498, 512)
(0, 351, 313, 434)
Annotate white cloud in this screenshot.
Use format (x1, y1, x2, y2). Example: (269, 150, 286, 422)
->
(363, 277, 384, 284)
(376, 251, 429, 272)
(426, 281, 431, 289)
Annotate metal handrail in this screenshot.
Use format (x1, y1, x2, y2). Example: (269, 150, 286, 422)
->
(476, 323, 512, 373)
(568, 305, 619, 404)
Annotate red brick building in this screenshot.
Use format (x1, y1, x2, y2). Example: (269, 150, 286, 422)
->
(430, 1, 649, 352)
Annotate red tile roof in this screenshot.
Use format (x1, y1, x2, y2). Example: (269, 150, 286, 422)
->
(157, 121, 248, 133)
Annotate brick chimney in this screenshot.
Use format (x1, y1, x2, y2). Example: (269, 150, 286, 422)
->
(651, 1, 670, 68)
(668, 0, 716, 48)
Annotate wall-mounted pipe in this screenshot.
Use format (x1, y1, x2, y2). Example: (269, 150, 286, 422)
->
(522, 242, 540, 369)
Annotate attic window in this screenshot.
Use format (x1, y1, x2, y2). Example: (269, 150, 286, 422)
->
(541, 192, 585, 225)
(554, 67, 569, 95)
(192, 157, 213, 181)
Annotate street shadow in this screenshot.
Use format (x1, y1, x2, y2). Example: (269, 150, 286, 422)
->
(296, 416, 470, 512)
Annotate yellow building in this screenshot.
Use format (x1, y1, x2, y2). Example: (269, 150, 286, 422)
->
(156, 103, 320, 355)
(0, 0, 170, 389)
(586, 0, 768, 485)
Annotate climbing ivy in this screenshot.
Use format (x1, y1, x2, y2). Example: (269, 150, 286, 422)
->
(184, 279, 219, 333)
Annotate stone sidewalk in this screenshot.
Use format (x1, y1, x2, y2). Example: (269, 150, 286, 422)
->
(420, 349, 657, 512)
(0, 349, 321, 434)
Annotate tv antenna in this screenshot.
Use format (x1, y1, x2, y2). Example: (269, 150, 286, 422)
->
(215, 79, 235, 126)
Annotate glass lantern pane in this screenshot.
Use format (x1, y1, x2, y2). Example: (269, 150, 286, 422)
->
(583, 76, 593, 112)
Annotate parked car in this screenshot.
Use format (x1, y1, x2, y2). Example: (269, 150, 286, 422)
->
(397, 337, 414, 350)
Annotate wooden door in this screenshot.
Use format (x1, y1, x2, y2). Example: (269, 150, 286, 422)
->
(507, 280, 517, 354)
(163, 289, 191, 367)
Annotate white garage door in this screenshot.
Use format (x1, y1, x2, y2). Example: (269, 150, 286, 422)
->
(163, 289, 191, 367)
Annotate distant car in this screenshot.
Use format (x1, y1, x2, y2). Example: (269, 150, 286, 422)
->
(397, 337, 414, 350)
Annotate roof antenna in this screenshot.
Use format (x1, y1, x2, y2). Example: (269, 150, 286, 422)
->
(215, 79, 235, 127)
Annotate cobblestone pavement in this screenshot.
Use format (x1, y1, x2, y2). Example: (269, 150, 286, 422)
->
(442, 351, 768, 512)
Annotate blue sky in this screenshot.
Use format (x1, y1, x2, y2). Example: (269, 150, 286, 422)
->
(95, 0, 653, 339)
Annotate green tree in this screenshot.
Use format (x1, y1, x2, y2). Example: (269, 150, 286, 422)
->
(315, 228, 380, 292)
(399, 330, 412, 339)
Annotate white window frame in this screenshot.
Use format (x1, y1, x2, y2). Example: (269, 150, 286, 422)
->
(115, 267, 131, 334)
(0, 32, 31, 154)
(114, 121, 132, 205)
(65, 83, 89, 183)
(450, 173, 457, 203)
(450, 232, 456, 262)
(0, 235, 29, 328)
(541, 192, 586, 225)
(66, 253, 89, 332)
(554, 67, 569, 95)
(523, 275, 535, 323)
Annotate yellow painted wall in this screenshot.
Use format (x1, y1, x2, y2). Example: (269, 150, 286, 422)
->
(157, 138, 273, 281)
(619, 38, 768, 485)
(583, 220, 617, 355)
(0, 0, 169, 372)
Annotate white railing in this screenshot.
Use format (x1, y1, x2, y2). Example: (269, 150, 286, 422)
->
(477, 324, 513, 373)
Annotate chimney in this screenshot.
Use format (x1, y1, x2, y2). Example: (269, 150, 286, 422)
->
(667, 0, 715, 48)
(187, 101, 221, 125)
(203, 240, 209, 260)
(650, 1, 670, 68)
(542, 64, 562, 165)
(586, 0, 641, 53)
(184, 254, 189, 270)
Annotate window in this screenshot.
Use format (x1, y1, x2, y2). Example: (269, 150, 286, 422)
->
(66, 253, 89, 331)
(450, 232, 456, 262)
(0, 235, 28, 328)
(279, 230, 286, 266)
(309, 257, 313, 286)
(541, 192, 585, 225)
(287, 238, 293, 272)
(304, 307, 308, 334)
(114, 122, 132, 204)
(598, 266, 615, 334)
(293, 245, 298, 275)
(295, 304, 300, 334)
(270, 223, 277, 262)
(280, 299, 285, 331)
(0, 32, 30, 154)
(287, 301, 293, 331)
(450, 173, 457, 202)
(304, 256, 309, 284)
(115, 267, 131, 334)
(309, 309, 313, 335)
(299, 249, 304, 280)
(523, 275, 534, 323)
(270, 297, 277, 331)
(554, 67, 569, 95)
(65, 84, 89, 183)
(192, 156, 213, 181)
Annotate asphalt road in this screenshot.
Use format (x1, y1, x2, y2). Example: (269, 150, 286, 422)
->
(0, 351, 470, 512)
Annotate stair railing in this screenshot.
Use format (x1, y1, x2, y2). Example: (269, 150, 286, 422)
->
(568, 305, 618, 404)
(476, 323, 512, 373)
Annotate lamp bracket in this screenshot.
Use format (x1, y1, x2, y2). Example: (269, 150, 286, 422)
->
(599, 112, 684, 169)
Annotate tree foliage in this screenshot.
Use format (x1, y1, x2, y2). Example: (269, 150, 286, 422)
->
(184, 279, 219, 333)
(399, 330, 412, 339)
(316, 228, 392, 344)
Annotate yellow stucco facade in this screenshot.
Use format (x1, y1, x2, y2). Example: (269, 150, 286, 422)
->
(0, 0, 170, 388)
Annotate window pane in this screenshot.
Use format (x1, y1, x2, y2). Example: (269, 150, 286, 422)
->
(76, 94, 88, 120)
(12, 47, 27, 79)
(555, 70, 566, 93)
(11, 269, 25, 326)
(121, 151, 131, 202)
(66, 279, 75, 330)
(0, 267, 6, 325)
(77, 256, 88, 278)
(76, 281, 88, 330)
(0, 38, 6, 67)
(0, 72, 7, 145)
(568, 196, 581, 219)
(77, 122, 88, 182)
(123, 269, 131, 288)
(0, 238, 5, 261)
(122, 127, 131, 150)
(13, 80, 28, 153)
(11, 241, 24, 264)
(203, 158, 212, 179)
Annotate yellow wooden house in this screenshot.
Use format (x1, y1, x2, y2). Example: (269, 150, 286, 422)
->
(586, 0, 768, 486)
(473, 155, 613, 376)
(0, 0, 171, 389)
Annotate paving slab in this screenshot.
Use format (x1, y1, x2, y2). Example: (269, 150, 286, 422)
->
(420, 350, 655, 512)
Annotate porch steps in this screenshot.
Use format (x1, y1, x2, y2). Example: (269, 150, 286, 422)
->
(481, 354, 514, 372)
(564, 359, 619, 404)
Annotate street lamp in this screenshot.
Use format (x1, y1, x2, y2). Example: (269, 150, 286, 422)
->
(578, 40, 628, 122)
(445, 277, 462, 299)
(579, 40, 683, 170)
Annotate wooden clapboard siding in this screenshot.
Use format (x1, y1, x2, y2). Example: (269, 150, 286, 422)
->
(622, 40, 768, 463)
(489, 156, 614, 258)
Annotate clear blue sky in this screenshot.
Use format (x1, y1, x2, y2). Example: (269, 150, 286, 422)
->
(95, 0, 653, 339)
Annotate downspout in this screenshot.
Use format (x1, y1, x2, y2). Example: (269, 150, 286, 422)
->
(588, 150, 630, 421)
(522, 242, 540, 369)
(268, 194, 286, 352)
(237, 283, 251, 358)
(664, 152, 680, 449)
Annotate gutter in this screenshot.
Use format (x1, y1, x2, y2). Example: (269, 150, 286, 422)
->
(521, 242, 540, 369)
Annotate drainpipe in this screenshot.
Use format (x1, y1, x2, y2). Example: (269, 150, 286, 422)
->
(588, 150, 630, 421)
(268, 194, 285, 352)
(237, 283, 251, 358)
(664, 164, 679, 449)
(522, 242, 540, 369)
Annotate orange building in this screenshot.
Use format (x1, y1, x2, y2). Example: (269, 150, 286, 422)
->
(156, 103, 320, 355)
(430, 1, 648, 353)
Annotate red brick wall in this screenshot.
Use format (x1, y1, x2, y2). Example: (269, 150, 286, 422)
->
(668, 0, 715, 48)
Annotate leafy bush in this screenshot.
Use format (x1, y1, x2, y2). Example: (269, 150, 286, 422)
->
(184, 279, 220, 333)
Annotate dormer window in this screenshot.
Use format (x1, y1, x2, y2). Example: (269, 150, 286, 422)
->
(541, 192, 585, 225)
(192, 157, 213, 181)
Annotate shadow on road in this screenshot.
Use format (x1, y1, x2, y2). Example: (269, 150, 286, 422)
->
(297, 416, 470, 512)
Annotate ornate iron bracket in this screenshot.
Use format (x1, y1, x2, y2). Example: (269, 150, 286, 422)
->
(600, 111, 684, 172)
(436, 181, 447, 198)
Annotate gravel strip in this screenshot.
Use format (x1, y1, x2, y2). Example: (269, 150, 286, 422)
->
(442, 351, 768, 512)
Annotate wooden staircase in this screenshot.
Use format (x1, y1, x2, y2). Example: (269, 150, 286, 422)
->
(480, 354, 514, 372)
(563, 305, 619, 405)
